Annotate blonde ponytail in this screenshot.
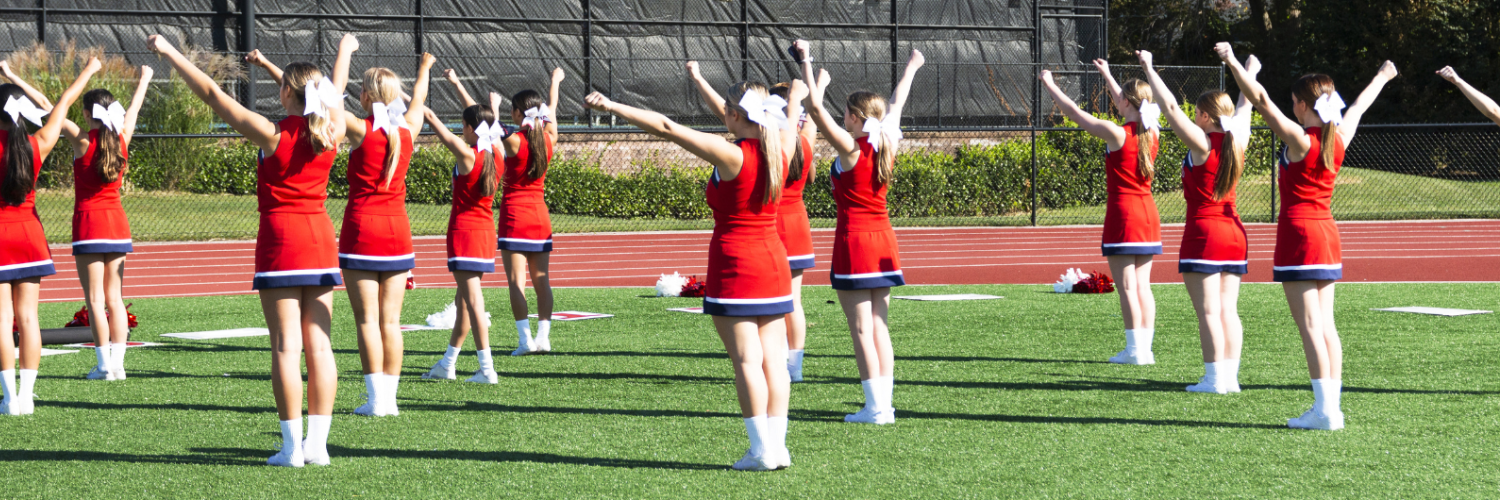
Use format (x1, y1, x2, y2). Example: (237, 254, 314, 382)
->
(283, 62, 338, 153)
(1120, 79, 1155, 182)
(847, 91, 898, 186)
(1292, 73, 1342, 172)
(1195, 90, 1242, 201)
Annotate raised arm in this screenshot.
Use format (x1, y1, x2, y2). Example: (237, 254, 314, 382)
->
(120, 65, 153, 145)
(331, 34, 357, 96)
(1338, 61, 1398, 144)
(1228, 55, 1262, 151)
(1, 60, 82, 146)
(444, 69, 477, 108)
(1093, 58, 1128, 113)
(1215, 42, 1305, 152)
(35, 57, 100, 158)
(1439, 67, 1500, 126)
(686, 60, 728, 122)
(796, 40, 858, 158)
(245, 49, 284, 87)
(149, 35, 278, 151)
(422, 108, 474, 162)
(1139, 50, 1209, 158)
(584, 92, 741, 171)
(886, 48, 924, 120)
(1040, 69, 1125, 149)
(781, 78, 807, 155)
(403, 52, 436, 128)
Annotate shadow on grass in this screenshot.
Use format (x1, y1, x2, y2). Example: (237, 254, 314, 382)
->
(38, 399, 270, 414)
(0, 449, 261, 466)
(494, 370, 730, 383)
(321, 446, 722, 470)
(801, 375, 1185, 392)
(547, 351, 1107, 365)
(402, 399, 741, 419)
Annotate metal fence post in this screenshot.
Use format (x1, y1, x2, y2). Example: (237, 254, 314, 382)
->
(35, 0, 44, 44)
(582, 0, 592, 128)
(414, 0, 423, 54)
(890, 0, 899, 91)
(1270, 135, 1277, 223)
(241, 0, 255, 112)
(739, 0, 748, 81)
(1030, 1, 1041, 226)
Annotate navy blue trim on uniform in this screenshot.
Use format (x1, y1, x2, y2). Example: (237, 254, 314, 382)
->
(710, 167, 719, 188)
(72, 241, 134, 255)
(0, 261, 56, 282)
(788, 255, 816, 270)
(497, 238, 554, 253)
(252, 270, 343, 290)
(447, 258, 495, 273)
(1179, 260, 1248, 275)
(831, 271, 905, 290)
(339, 255, 417, 272)
(702, 298, 795, 317)
(1273, 266, 1342, 282)
(1101, 243, 1163, 256)
(1277, 143, 1291, 170)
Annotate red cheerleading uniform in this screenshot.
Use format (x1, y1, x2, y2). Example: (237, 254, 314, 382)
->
(1177, 132, 1249, 275)
(71, 129, 133, 255)
(337, 116, 416, 272)
(702, 138, 794, 316)
(1101, 121, 1163, 256)
(776, 135, 816, 270)
(447, 147, 497, 273)
(496, 126, 554, 253)
(829, 140, 904, 290)
(252, 116, 342, 290)
(1273, 127, 1344, 282)
(0, 132, 55, 282)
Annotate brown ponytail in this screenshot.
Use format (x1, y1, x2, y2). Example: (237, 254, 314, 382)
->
(847, 91, 897, 186)
(1291, 73, 1341, 172)
(81, 89, 127, 183)
(728, 82, 784, 205)
(462, 104, 499, 198)
(1195, 90, 1243, 201)
(768, 82, 809, 183)
(510, 89, 552, 180)
(0, 84, 36, 206)
(1120, 79, 1155, 182)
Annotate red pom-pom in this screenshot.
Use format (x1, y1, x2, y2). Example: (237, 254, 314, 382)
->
(125, 303, 138, 329)
(65, 306, 90, 327)
(406, 275, 416, 290)
(1072, 270, 1115, 294)
(680, 275, 708, 298)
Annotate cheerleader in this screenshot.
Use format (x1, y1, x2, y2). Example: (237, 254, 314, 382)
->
(584, 79, 801, 470)
(1139, 50, 1256, 393)
(420, 75, 502, 384)
(1217, 42, 1398, 430)
(500, 68, 564, 356)
(686, 61, 817, 381)
(796, 40, 923, 424)
(149, 34, 355, 465)
(1038, 60, 1162, 365)
(0, 58, 100, 416)
(1436, 66, 1500, 126)
(247, 51, 437, 415)
(2, 61, 151, 380)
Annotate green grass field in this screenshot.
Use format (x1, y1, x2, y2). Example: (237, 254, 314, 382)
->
(4, 283, 1499, 497)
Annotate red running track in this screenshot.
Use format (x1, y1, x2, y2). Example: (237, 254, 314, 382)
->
(36, 219, 1500, 303)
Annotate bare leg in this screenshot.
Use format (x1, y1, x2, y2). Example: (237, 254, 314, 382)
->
(301, 286, 337, 416)
(456, 271, 490, 350)
(1284, 281, 1331, 380)
(1108, 255, 1142, 330)
(375, 271, 407, 376)
(1134, 255, 1155, 329)
(75, 254, 111, 351)
(526, 252, 553, 320)
(0, 282, 12, 373)
(714, 315, 768, 417)
(758, 315, 790, 417)
(1319, 281, 1341, 380)
(837, 289, 878, 380)
(447, 283, 470, 349)
(343, 269, 384, 375)
(785, 269, 806, 350)
(870, 287, 894, 379)
(260, 287, 306, 422)
(13, 278, 40, 371)
(502, 250, 530, 321)
(1183, 272, 1225, 363)
(1221, 273, 1244, 360)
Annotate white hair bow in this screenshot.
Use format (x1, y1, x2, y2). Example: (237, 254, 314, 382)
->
(370, 100, 409, 133)
(1219, 114, 1251, 140)
(3, 96, 45, 126)
(738, 92, 789, 130)
(1137, 102, 1161, 131)
(474, 120, 505, 156)
(861, 115, 903, 152)
(92, 102, 126, 133)
(1313, 91, 1346, 126)
(522, 104, 552, 129)
(302, 77, 344, 120)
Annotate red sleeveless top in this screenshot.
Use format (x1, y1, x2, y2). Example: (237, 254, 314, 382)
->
(1279, 127, 1344, 220)
(73, 128, 126, 212)
(706, 138, 778, 232)
(501, 126, 553, 204)
(1182, 132, 1238, 218)
(345, 116, 412, 216)
(1105, 121, 1158, 197)
(779, 135, 813, 208)
(451, 148, 496, 230)
(832, 140, 891, 232)
(0, 131, 42, 222)
(258, 116, 337, 214)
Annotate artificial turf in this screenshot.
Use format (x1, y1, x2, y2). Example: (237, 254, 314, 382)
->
(3, 283, 1498, 498)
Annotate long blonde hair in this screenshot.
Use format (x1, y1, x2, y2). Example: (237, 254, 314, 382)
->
(362, 67, 406, 179)
(846, 91, 896, 186)
(1120, 79, 1155, 181)
(282, 62, 338, 153)
(1196, 90, 1243, 201)
(727, 82, 783, 205)
(1292, 73, 1340, 171)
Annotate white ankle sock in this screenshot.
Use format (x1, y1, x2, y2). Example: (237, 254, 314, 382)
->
(386, 374, 401, 400)
(363, 373, 378, 402)
(0, 369, 13, 400)
(1221, 359, 1240, 383)
(280, 418, 303, 452)
(1136, 329, 1154, 353)
(477, 348, 494, 372)
(1313, 378, 1341, 414)
(440, 345, 461, 367)
(305, 414, 331, 449)
(95, 344, 111, 369)
(1203, 361, 1219, 381)
(18, 369, 36, 398)
(860, 379, 876, 410)
(788, 349, 804, 369)
(743, 416, 769, 455)
(1123, 329, 1138, 351)
(536, 320, 551, 341)
(516, 319, 532, 341)
(767, 416, 788, 450)
(111, 342, 127, 370)
(877, 376, 895, 411)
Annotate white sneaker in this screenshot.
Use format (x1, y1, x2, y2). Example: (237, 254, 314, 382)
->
(534, 335, 552, 353)
(376, 394, 398, 417)
(1287, 409, 1344, 430)
(730, 449, 775, 471)
(0, 398, 13, 416)
(511, 339, 540, 356)
(1186, 377, 1229, 394)
(787, 362, 803, 383)
(302, 439, 330, 466)
(844, 407, 894, 425)
(464, 370, 498, 384)
(267, 447, 305, 468)
(1108, 349, 1155, 365)
(421, 362, 456, 380)
(765, 447, 792, 470)
(86, 366, 115, 381)
(14, 394, 33, 415)
(1224, 381, 1242, 393)
(112, 368, 127, 381)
